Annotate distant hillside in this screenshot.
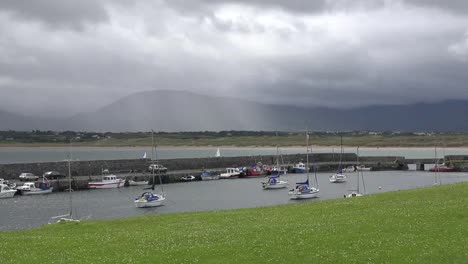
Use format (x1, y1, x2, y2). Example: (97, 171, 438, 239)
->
(2, 90, 468, 131)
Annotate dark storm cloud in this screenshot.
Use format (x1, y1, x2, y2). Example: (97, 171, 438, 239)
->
(1, 0, 468, 117)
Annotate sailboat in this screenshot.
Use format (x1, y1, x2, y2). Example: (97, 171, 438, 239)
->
(215, 148, 221, 157)
(50, 143, 79, 223)
(429, 145, 455, 173)
(270, 133, 287, 176)
(141, 152, 147, 159)
(288, 131, 319, 199)
(135, 130, 166, 208)
(431, 147, 442, 185)
(329, 135, 347, 183)
(345, 147, 366, 198)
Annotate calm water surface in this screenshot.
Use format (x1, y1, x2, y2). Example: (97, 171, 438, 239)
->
(1, 146, 467, 164)
(1, 171, 467, 231)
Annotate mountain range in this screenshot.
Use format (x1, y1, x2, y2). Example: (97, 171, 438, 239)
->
(1, 90, 467, 132)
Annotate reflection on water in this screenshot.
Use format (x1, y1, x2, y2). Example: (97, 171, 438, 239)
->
(0, 146, 467, 164)
(1, 170, 467, 231)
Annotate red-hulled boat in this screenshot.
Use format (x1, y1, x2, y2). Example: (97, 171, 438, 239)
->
(429, 164, 457, 172)
(244, 168, 263, 177)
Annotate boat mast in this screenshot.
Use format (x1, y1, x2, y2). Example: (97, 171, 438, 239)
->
(434, 146, 439, 185)
(276, 131, 280, 170)
(339, 134, 343, 171)
(68, 140, 73, 218)
(306, 130, 309, 184)
(356, 146, 360, 193)
(151, 129, 155, 191)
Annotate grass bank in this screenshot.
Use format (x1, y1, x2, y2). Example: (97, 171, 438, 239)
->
(1, 183, 468, 263)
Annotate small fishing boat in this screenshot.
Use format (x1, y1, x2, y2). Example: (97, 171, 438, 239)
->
(200, 171, 220, 181)
(292, 162, 308, 173)
(429, 164, 456, 172)
(88, 175, 125, 189)
(16, 180, 53, 195)
(0, 184, 16, 198)
(134, 192, 166, 208)
(262, 175, 288, 189)
(220, 168, 241, 179)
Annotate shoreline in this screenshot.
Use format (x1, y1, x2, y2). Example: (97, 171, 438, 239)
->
(1, 144, 468, 149)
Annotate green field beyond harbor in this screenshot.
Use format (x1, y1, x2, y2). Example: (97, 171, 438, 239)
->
(2, 131, 468, 147)
(1, 183, 467, 263)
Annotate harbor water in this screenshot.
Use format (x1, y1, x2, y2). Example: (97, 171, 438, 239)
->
(1, 170, 467, 231)
(0, 146, 467, 164)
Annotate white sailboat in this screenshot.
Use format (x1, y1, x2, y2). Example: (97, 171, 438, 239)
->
(330, 135, 347, 183)
(50, 143, 79, 223)
(288, 131, 319, 199)
(345, 147, 366, 198)
(215, 148, 221, 157)
(262, 137, 288, 189)
(135, 130, 166, 208)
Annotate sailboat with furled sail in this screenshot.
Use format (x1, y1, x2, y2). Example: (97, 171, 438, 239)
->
(288, 131, 319, 199)
(135, 130, 166, 208)
(345, 147, 366, 198)
(50, 142, 79, 223)
(329, 135, 347, 183)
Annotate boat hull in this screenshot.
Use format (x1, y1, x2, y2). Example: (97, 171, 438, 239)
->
(128, 180, 149, 186)
(219, 174, 239, 179)
(0, 190, 16, 198)
(201, 175, 220, 181)
(329, 174, 347, 183)
(288, 189, 319, 199)
(88, 180, 124, 189)
(346, 192, 363, 198)
(262, 181, 288, 189)
(134, 197, 165, 208)
(20, 187, 53, 195)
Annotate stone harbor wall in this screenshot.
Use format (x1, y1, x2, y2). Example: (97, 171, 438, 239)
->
(0, 153, 408, 180)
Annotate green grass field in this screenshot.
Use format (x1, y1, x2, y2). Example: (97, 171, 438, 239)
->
(3, 133, 468, 147)
(1, 183, 467, 263)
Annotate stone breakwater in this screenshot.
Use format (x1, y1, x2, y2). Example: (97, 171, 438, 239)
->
(0, 153, 408, 181)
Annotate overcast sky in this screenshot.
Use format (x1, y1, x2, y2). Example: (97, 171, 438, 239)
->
(1, 0, 468, 117)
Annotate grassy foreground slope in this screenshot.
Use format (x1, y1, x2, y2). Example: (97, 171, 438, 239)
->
(1, 183, 468, 264)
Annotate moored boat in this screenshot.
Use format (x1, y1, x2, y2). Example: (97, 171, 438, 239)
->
(0, 184, 17, 198)
(134, 192, 165, 208)
(330, 135, 347, 183)
(429, 164, 456, 172)
(243, 167, 263, 177)
(329, 172, 347, 183)
(128, 179, 149, 186)
(292, 162, 308, 173)
(220, 168, 241, 179)
(288, 131, 320, 199)
(262, 175, 288, 189)
(88, 175, 125, 189)
(16, 180, 53, 195)
(180, 175, 196, 181)
(288, 179, 319, 199)
(345, 147, 366, 198)
(200, 171, 220, 181)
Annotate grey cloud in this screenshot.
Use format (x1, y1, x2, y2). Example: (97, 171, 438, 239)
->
(0, 0, 110, 30)
(1, 0, 468, 118)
